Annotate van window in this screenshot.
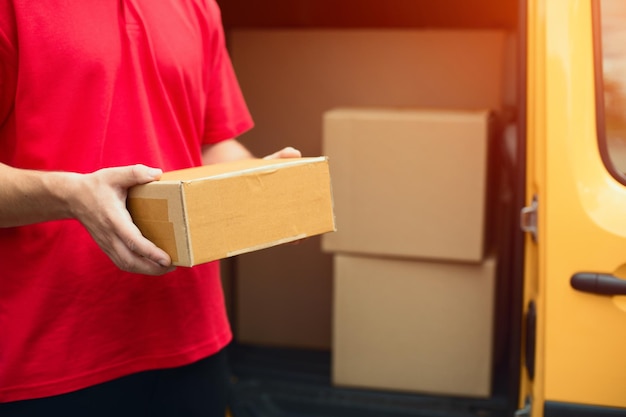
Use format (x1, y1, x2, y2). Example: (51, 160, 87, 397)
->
(596, 0, 626, 177)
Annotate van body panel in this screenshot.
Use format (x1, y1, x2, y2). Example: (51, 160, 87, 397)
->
(525, 0, 626, 413)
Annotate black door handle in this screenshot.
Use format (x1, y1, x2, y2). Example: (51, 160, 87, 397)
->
(571, 272, 626, 295)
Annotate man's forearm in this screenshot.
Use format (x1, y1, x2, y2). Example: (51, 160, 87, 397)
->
(0, 163, 175, 274)
(0, 163, 77, 227)
(201, 138, 302, 166)
(201, 138, 254, 165)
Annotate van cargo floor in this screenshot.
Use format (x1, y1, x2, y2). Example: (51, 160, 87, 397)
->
(227, 344, 509, 417)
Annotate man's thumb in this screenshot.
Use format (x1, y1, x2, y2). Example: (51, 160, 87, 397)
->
(110, 164, 162, 188)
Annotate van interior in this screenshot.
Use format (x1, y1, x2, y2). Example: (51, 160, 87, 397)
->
(217, 1, 525, 416)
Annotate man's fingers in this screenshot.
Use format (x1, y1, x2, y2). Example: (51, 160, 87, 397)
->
(103, 209, 174, 275)
(128, 236, 172, 269)
(263, 147, 302, 160)
(100, 164, 163, 189)
(120, 224, 172, 267)
(110, 234, 175, 276)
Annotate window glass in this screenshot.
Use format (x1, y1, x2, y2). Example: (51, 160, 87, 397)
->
(598, 0, 626, 175)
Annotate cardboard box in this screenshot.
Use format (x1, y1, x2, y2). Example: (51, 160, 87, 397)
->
(128, 157, 336, 267)
(322, 108, 492, 262)
(332, 254, 496, 398)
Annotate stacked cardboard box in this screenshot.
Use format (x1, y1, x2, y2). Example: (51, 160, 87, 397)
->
(332, 254, 496, 398)
(322, 108, 492, 263)
(323, 108, 496, 398)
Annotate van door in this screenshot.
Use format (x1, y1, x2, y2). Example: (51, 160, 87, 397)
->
(523, 0, 626, 415)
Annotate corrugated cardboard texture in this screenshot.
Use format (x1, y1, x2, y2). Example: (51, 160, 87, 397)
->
(322, 108, 491, 262)
(332, 254, 496, 398)
(128, 157, 335, 267)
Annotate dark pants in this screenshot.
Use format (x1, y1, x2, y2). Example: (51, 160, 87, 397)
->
(0, 348, 230, 417)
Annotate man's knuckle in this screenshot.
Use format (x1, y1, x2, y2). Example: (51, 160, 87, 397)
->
(116, 256, 135, 273)
(126, 238, 137, 253)
(131, 164, 144, 180)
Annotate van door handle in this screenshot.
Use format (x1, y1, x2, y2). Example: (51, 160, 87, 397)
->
(571, 273, 626, 295)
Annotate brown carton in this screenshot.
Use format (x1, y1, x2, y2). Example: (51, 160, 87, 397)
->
(332, 254, 496, 398)
(322, 108, 492, 263)
(128, 157, 336, 267)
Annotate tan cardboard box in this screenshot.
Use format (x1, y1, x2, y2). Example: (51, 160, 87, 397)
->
(128, 157, 336, 267)
(332, 254, 496, 398)
(322, 108, 491, 263)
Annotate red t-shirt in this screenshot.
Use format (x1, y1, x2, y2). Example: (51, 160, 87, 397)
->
(0, 0, 253, 402)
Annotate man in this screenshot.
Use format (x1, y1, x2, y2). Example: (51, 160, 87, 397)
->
(0, 1, 298, 415)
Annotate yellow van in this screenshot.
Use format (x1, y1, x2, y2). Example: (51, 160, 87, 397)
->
(221, 1, 626, 416)
(520, 0, 626, 415)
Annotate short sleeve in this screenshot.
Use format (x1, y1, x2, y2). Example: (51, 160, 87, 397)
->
(202, 0, 254, 144)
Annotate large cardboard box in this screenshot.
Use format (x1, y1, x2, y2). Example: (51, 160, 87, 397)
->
(322, 108, 492, 263)
(333, 254, 496, 398)
(128, 157, 336, 267)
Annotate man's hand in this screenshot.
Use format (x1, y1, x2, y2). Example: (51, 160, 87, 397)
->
(69, 165, 175, 276)
(263, 146, 305, 245)
(202, 140, 302, 165)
